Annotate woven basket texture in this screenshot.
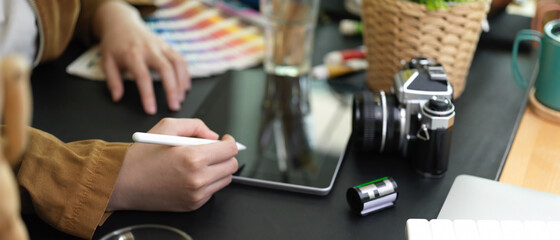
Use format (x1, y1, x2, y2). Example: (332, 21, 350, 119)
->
(362, 0, 488, 98)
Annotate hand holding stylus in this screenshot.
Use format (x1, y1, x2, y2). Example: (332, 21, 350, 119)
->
(108, 118, 239, 212)
(132, 132, 247, 151)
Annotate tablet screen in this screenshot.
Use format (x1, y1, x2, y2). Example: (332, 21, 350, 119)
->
(194, 70, 352, 195)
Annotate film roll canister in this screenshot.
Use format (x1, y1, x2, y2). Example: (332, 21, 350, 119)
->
(346, 177, 398, 216)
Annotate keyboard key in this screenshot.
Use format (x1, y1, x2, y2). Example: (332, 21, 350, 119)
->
(453, 219, 480, 240)
(430, 219, 456, 240)
(547, 221, 560, 240)
(524, 221, 549, 240)
(406, 219, 433, 240)
(477, 220, 503, 240)
(500, 220, 525, 240)
(405, 218, 560, 240)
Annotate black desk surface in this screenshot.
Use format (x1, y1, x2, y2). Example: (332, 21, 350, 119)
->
(25, 13, 537, 240)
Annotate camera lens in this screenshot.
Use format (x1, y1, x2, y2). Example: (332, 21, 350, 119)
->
(352, 90, 401, 153)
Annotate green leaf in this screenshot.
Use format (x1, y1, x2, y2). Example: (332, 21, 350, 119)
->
(409, 0, 480, 10)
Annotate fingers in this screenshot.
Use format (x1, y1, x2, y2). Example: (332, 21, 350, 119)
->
(207, 157, 238, 182)
(162, 47, 190, 102)
(126, 50, 157, 115)
(176, 142, 238, 211)
(187, 134, 239, 166)
(173, 50, 191, 93)
(148, 51, 181, 111)
(101, 32, 189, 114)
(186, 173, 234, 211)
(151, 118, 219, 140)
(187, 119, 219, 140)
(102, 55, 124, 102)
(202, 174, 234, 199)
(206, 174, 234, 194)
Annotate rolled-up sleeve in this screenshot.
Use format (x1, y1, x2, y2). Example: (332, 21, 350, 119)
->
(15, 127, 129, 239)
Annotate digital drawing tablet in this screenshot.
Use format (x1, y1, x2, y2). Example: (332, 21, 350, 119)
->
(193, 70, 353, 195)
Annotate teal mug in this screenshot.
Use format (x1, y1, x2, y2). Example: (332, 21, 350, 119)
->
(512, 19, 560, 111)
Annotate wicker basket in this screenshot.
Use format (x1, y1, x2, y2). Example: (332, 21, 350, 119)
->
(362, 0, 489, 98)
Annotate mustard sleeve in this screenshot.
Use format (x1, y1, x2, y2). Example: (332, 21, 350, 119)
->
(15, 127, 129, 239)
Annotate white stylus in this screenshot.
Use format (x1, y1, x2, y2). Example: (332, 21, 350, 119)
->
(132, 132, 247, 151)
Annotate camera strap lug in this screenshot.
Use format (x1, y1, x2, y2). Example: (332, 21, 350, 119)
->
(417, 124, 430, 141)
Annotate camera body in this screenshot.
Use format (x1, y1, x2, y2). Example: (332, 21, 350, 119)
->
(353, 57, 455, 177)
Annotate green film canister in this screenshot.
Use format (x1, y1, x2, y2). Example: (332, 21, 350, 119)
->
(346, 177, 398, 216)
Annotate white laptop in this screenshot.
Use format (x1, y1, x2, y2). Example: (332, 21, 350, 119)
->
(437, 174, 560, 221)
(405, 175, 560, 239)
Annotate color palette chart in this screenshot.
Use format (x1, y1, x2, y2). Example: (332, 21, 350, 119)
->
(66, 0, 265, 80)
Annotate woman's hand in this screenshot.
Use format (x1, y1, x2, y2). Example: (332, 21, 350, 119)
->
(94, 1, 190, 115)
(107, 118, 239, 212)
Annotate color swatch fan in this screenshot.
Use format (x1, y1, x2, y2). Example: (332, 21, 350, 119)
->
(66, 0, 265, 80)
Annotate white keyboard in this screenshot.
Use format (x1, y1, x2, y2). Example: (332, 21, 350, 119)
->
(406, 219, 560, 240)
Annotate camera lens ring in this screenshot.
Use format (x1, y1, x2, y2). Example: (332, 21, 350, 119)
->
(363, 92, 376, 149)
(398, 107, 407, 151)
(379, 90, 388, 152)
(352, 90, 402, 153)
(383, 93, 402, 153)
(353, 91, 378, 151)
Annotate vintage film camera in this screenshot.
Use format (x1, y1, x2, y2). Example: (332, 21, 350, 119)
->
(353, 57, 455, 177)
